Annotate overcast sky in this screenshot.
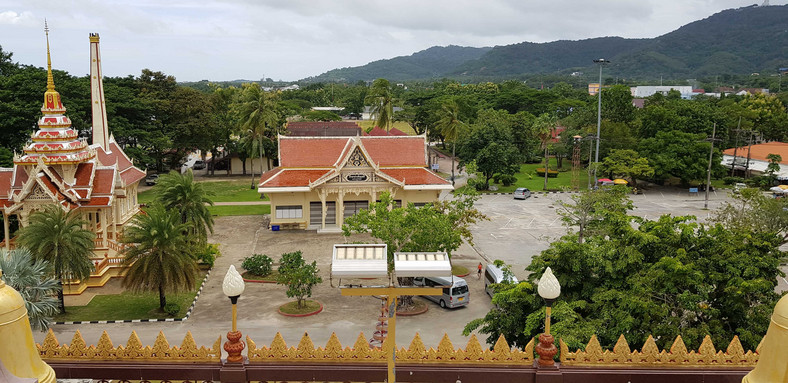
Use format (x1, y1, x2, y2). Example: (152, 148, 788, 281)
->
(1, 0, 784, 82)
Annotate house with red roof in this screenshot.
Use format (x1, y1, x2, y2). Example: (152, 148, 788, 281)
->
(258, 135, 452, 231)
(0, 33, 145, 294)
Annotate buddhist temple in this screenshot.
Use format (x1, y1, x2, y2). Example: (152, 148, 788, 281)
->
(0, 28, 145, 294)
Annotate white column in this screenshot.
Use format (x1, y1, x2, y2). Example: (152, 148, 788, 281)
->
(100, 209, 107, 248)
(337, 191, 345, 227)
(3, 212, 9, 251)
(319, 192, 327, 230)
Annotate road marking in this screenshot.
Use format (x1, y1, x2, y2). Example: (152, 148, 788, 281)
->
(491, 233, 502, 239)
(660, 192, 665, 199)
(549, 217, 559, 227)
(501, 218, 513, 229)
(527, 218, 535, 228)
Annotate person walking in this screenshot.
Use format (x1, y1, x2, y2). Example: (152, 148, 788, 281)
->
(477, 262, 483, 279)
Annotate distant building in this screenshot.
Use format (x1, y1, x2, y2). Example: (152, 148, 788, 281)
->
(286, 121, 362, 137)
(363, 126, 408, 136)
(310, 107, 345, 113)
(630, 86, 694, 98)
(722, 142, 788, 179)
(361, 106, 403, 120)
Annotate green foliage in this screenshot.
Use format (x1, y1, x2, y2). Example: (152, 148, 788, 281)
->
(120, 204, 199, 310)
(302, 110, 342, 121)
(0, 248, 59, 331)
(712, 187, 788, 244)
(556, 186, 633, 243)
(195, 243, 220, 267)
(365, 78, 395, 131)
(242, 254, 273, 276)
(16, 204, 95, 313)
(766, 153, 782, 176)
(152, 170, 214, 243)
(723, 176, 745, 185)
(275, 251, 322, 308)
(599, 149, 654, 184)
(639, 130, 722, 185)
(163, 302, 181, 317)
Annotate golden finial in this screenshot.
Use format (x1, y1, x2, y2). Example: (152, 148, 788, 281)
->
(44, 19, 55, 91)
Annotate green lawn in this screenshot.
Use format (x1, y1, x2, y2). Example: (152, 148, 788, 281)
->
(356, 120, 416, 135)
(208, 204, 270, 216)
(55, 273, 207, 322)
(140, 179, 269, 204)
(483, 158, 590, 193)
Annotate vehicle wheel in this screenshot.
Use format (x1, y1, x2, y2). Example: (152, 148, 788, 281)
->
(439, 300, 447, 308)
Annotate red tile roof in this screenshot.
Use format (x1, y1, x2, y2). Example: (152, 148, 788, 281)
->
(95, 142, 146, 185)
(92, 168, 115, 195)
(12, 167, 28, 188)
(361, 137, 426, 167)
(723, 142, 788, 164)
(278, 137, 351, 167)
(0, 170, 12, 199)
(287, 121, 362, 137)
(259, 169, 331, 187)
(380, 168, 449, 185)
(363, 127, 409, 136)
(73, 162, 94, 187)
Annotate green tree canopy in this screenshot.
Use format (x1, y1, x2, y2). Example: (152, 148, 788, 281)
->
(120, 204, 199, 310)
(599, 149, 654, 185)
(152, 169, 214, 243)
(0, 248, 59, 331)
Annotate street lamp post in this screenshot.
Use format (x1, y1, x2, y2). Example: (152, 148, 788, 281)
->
(535, 267, 561, 366)
(593, 59, 609, 189)
(222, 265, 246, 363)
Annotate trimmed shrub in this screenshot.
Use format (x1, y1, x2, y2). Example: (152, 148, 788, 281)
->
(242, 254, 273, 276)
(723, 176, 745, 185)
(195, 243, 220, 267)
(500, 174, 517, 186)
(164, 303, 180, 316)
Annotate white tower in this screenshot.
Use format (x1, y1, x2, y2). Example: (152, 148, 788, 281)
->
(89, 33, 109, 150)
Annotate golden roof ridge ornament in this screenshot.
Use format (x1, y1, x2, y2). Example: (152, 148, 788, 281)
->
(45, 20, 54, 92)
(41, 19, 65, 116)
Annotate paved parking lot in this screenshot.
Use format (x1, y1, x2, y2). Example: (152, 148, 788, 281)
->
(37, 186, 787, 354)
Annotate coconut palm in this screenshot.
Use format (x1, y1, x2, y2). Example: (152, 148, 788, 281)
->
(153, 169, 214, 243)
(16, 204, 95, 313)
(533, 113, 558, 190)
(120, 204, 198, 310)
(435, 99, 466, 186)
(236, 83, 281, 187)
(0, 248, 59, 331)
(365, 78, 394, 132)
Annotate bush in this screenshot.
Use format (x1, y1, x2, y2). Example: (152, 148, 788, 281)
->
(500, 174, 517, 186)
(195, 243, 220, 267)
(275, 251, 322, 309)
(278, 251, 305, 275)
(535, 168, 559, 178)
(723, 176, 745, 185)
(164, 303, 180, 316)
(242, 254, 273, 276)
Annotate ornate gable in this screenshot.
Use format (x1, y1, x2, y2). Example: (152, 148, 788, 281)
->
(345, 147, 370, 168)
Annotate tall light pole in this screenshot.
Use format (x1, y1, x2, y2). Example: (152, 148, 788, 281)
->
(593, 58, 609, 189)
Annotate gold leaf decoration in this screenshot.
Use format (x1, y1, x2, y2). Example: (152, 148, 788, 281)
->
(522, 337, 534, 363)
(668, 335, 689, 365)
(295, 332, 316, 359)
(40, 331, 219, 362)
(37, 329, 60, 358)
(323, 333, 343, 360)
(95, 331, 115, 359)
(404, 333, 427, 361)
(462, 335, 483, 362)
(436, 334, 455, 360)
(491, 334, 510, 361)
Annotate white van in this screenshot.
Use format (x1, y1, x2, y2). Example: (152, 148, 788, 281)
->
(412, 276, 469, 309)
(484, 264, 518, 298)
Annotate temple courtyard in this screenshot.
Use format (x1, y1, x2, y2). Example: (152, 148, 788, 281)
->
(34, 187, 788, 353)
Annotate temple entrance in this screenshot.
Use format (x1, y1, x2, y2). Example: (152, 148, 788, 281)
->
(343, 200, 369, 219)
(309, 201, 336, 226)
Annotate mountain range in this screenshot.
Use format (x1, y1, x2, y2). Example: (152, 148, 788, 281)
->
(306, 5, 788, 83)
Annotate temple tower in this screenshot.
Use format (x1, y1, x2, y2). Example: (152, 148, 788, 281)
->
(89, 33, 109, 150)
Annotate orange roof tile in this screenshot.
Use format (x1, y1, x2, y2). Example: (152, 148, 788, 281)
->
(260, 169, 332, 187)
(361, 137, 426, 167)
(278, 137, 351, 167)
(380, 168, 450, 185)
(92, 168, 115, 195)
(73, 162, 94, 187)
(722, 142, 788, 164)
(0, 170, 12, 199)
(12, 167, 28, 188)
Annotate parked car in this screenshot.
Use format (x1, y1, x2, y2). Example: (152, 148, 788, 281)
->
(193, 160, 206, 170)
(484, 264, 518, 298)
(733, 183, 747, 194)
(412, 276, 469, 309)
(145, 174, 159, 186)
(513, 187, 531, 200)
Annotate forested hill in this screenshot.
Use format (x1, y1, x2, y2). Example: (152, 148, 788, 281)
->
(305, 45, 491, 83)
(305, 5, 787, 83)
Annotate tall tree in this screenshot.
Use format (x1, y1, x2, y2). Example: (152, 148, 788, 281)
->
(120, 204, 198, 310)
(365, 78, 394, 132)
(237, 83, 281, 186)
(152, 170, 214, 243)
(533, 113, 558, 190)
(556, 186, 633, 244)
(599, 149, 654, 186)
(435, 99, 466, 185)
(16, 205, 95, 313)
(0, 248, 59, 331)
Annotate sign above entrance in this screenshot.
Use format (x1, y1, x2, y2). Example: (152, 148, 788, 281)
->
(345, 174, 368, 182)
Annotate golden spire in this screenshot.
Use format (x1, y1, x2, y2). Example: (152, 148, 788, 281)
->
(40, 19, 65, 115)
(45, 19, 54, 92)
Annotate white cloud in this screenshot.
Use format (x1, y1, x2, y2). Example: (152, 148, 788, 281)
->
(0, 0, 784, 81)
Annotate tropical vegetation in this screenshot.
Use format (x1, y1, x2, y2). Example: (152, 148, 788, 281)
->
(0, 248, 59, 330)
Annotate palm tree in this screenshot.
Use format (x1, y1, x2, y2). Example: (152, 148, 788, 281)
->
(435, 99, 466, 186)
(533, 114, 558, 191)
(236, 83, 281, 188)
(0, 248, 59, 331)
(120, 204, 198, 310)
(153, 169, 214, 243)
(365, 79, 394, 132)
(16, 204, 95, 313)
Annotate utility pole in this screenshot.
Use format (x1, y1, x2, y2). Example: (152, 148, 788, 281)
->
(593, 59, 609, 189)
(705, 123, 717, 210)
(729, 117, 742, 176)
(744, 131, 755, 178)
(587, 135, 594, 190)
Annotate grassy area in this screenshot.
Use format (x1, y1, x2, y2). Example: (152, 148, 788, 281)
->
(279, 300, 321, 315)
(139, 179, 269, 204)
(356, 120, 416, 135)
(55, 273, 206, 322)
(208, 204, 270, 216)
(452, 265, 469, 276)
(483, 158, 590, 193)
